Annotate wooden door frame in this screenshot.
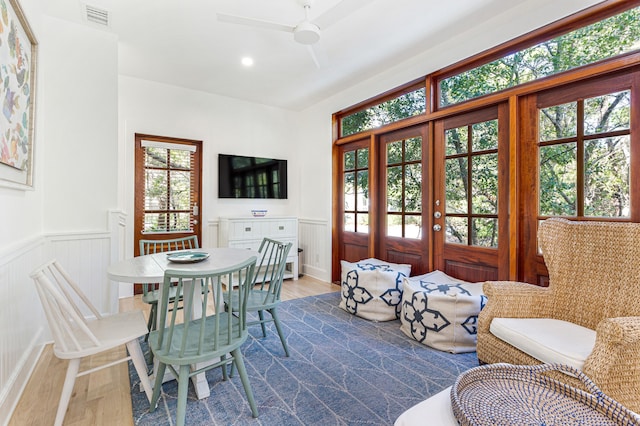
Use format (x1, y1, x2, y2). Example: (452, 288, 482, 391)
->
(375, 123, 431, 275)
(133, 133, 203, 255)
(432, 103, 512, 281)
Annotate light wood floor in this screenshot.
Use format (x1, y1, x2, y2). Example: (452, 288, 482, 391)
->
(9, 275, 339, 426)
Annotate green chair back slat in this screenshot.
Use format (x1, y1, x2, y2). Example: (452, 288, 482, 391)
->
(225, 237, 293, 358)
(148, 255, 259, 425)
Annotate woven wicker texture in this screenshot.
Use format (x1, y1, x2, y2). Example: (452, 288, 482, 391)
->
(477, 218, 640, 413)
(451, 363, 640, 426)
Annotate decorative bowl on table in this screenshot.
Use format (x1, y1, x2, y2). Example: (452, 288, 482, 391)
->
(251, 209, 267, 217)
(166, 251, 210, 263)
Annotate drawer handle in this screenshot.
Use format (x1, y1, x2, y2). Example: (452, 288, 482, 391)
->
(245, 227, 251, 232)
(279, 226, 284, 230)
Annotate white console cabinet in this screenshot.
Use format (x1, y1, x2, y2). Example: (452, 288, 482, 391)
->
(218, 216, 298, 280)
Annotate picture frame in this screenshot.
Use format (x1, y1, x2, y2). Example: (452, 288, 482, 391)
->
(0, 0, 37, 189)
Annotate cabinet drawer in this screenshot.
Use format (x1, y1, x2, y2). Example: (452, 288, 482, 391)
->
(228, 221, 267, 240)
(269, 219, 297, 237)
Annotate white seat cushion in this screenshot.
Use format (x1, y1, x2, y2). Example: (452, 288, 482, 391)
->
(490, 318, 596, 370)
(394, 386, 457, 426)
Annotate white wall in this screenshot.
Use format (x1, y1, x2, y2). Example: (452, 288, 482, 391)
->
(42, 17, 118, 232)
(116, 76, 302, 293)
(0, 5, 120, 422)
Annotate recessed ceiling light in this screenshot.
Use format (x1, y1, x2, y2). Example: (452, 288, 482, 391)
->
(241, 57, 254, 67)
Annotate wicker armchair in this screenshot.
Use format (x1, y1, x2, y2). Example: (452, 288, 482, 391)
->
(477, 218, 640, 413)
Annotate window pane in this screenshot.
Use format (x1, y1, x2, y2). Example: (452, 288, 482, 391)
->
(344, 213, 355, 232)
(169, 170, 191, 210)
(539, 143, 577, 216)
(344, 151, 355, 170)
(145, 147, 167, 167)
(357, 170, 369, 212)
(358, 213, 369, 234)
(143, 213, 164, 232)
(445, 157, 468, 213)
(386, 165, 402, 212)
(357, 148, 369, 168)
(169, 149, 190, 169)
(539, 102, 577, 142)
(471, 153, 498, 214)
(387, 141, 402, 164)
(341, 88, 426, 136)
(405, 215, 422, 239)
(584, 136, 630, 217)
(472, 120, 498, 152)
(445, 217, 468, 245)
(584, 90, 630, 135)
(472, 218, 498, 248)
(405, 137, 422, 162)
(387, 214, 402, 237)
(446, 126, 468, 155)
(344, 172, 355, 211)
(166, 213, 190, 232)
(145, 170, 167, 210)
(404, 164, 422, 213)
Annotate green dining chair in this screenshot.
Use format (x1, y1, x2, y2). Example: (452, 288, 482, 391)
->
(139, 236, 199, 339)
(148, 256, 259, 426)
(225, 238, 293, 357)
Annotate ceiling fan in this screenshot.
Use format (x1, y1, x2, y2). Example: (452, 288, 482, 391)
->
(217, 0, 371, 68)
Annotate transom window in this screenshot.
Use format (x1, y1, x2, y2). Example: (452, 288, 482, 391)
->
(340, 87, 426, 137)
(439, 6, 640, 107)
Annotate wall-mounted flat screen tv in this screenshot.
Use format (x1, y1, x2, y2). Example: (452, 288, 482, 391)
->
(218, 154, 288, 199)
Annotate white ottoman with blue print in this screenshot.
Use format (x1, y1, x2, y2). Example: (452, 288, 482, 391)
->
(400, 270, 486, 353)
(340, 258, 411, 321)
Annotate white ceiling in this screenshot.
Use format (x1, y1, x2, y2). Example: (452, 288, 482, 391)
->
(43, 0, 597, 111)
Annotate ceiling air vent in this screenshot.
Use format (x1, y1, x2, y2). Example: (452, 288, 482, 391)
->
(84, 4, 109, 26)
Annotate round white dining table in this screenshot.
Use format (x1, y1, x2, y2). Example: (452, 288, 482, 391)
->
(107, 247, 258, 400)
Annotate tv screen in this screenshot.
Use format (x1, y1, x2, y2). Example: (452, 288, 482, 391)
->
(218, 154, 288, 199)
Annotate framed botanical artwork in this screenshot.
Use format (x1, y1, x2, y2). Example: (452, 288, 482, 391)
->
(0, 0, 37, 189)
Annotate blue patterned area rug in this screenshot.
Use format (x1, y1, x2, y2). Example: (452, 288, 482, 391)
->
(129, 291, 478, 425)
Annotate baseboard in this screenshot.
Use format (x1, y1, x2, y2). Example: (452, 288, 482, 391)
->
(0, 329, 45, 426)
(301, 264, 330, 283)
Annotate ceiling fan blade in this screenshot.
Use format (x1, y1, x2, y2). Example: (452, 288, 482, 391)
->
(307, 44, 327, 69)
(313, 0, 374, 30)
(217, 13, 295, 33)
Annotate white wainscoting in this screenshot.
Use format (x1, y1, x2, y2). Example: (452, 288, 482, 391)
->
(0, 221, 118, 424)
(298, 218, 330, 282)
(0, 236, 46, 426)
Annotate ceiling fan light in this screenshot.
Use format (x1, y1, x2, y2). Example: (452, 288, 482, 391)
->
(293, 21, 320, 45)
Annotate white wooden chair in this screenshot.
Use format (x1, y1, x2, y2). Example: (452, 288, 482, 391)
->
(30, 260, 153, 426)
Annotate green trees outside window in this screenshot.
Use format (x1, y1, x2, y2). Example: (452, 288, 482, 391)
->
(440, 7, 640, 106)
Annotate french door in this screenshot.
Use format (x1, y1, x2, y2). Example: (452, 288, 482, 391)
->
(432, 104, 512, 282)
(376, 125, 430, 275)
(134, 133, 202, 292)
(332, 125, 430, 281)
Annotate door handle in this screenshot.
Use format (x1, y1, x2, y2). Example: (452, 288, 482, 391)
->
(433, 224, 442, 232)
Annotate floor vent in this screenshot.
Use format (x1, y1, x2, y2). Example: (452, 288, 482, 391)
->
(84, 4, 109, 26)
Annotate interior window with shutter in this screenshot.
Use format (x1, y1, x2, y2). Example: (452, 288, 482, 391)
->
(140, 140, 197, 233)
